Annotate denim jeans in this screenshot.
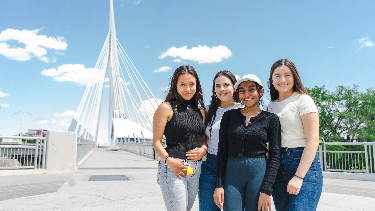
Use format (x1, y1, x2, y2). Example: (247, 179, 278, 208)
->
(272, 147, 323, 211)
(157, 159, 202, 211)
(199, 153, 220, 211)
(223, 157, 266, 211)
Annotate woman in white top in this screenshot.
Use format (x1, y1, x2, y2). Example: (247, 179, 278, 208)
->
(267, 59, 323, 211)
(199, 70, 241, 211)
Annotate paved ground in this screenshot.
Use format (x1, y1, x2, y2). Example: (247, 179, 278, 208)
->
(1, 148, 375, 211)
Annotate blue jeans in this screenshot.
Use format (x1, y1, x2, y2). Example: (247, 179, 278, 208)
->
(157, 159, 202, 211)
(224, 157, 266, 211)
(273, 147, 323, 211)
(199, 153, 220, 211)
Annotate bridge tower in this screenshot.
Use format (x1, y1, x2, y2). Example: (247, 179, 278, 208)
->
(68, 0, 158, 145)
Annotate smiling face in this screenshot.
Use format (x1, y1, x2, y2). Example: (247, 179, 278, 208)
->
(272, 65, 294, 95)
(176, 73, 197, 101)
(215, 75, 235, 103)
(238, 81, 263, 108)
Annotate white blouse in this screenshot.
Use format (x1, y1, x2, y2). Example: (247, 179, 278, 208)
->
(205, 103, 242, 155)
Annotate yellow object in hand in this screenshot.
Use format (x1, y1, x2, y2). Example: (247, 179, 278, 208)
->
(186, 167, 194, 174)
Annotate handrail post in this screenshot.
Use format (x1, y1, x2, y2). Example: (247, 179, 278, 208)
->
(324, 141, 327, 171)
(363, 143, 370, 173)
(34, 139, 39, 169)
(42, 137, 47, 169)
(319, 140, 323, 171)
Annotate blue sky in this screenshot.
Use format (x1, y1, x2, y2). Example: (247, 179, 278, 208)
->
(1, 0, 374, 139)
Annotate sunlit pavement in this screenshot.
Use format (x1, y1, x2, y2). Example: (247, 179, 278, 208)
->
(1, 148, 375, 211)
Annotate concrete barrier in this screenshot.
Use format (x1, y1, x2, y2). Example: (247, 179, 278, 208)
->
(45, 131, 77, 172)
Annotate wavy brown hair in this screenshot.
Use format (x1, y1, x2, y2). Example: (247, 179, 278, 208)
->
(165, 65, 205, 111)
(205, 70, 239, 135)
(268, 59, 311, 101)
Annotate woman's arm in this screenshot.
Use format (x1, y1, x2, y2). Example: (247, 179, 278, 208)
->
(258, 113, 282, 210)
(287, 112, 320, 195)
(213, 111, 231, 209)
(152, 102, 187, 179)
(186, 107, 207, 161)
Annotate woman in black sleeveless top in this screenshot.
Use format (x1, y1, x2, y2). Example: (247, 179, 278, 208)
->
(153, 65, 207, 211)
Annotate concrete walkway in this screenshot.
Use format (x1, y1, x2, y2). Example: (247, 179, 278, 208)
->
(1, 148, 375, 211)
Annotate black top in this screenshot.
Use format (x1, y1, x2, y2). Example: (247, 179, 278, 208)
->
(164, 100, 205, 160)
(215, 109, 281, 196)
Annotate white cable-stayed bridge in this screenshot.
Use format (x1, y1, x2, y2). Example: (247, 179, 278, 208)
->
(68, 0, 158, 145)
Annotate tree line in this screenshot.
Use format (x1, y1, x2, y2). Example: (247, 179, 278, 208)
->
(307, 85, 375, 143)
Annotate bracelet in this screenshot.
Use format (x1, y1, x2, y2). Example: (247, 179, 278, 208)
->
(164, 155, 169, 163)
(294, 174, 304, 180)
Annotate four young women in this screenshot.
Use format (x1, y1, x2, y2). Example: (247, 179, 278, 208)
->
(153, 59, 322, 211)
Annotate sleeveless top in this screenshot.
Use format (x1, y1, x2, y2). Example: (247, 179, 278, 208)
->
(164, 100, 205, 159)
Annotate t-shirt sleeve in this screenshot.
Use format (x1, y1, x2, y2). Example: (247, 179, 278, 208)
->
(299, 94, 318, 116)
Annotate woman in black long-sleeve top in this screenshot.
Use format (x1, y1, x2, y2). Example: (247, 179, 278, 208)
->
(213, 74, 281, 211)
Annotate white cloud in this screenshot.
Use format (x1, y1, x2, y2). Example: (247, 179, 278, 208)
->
(161, 86, 170, 91)
(138, 98, 163, 123)
(159, 45, 232, 64)
(173, 59, 182, 63)
(0, 91, 9, 98)
(0, 103, 10, 108)
(55, 110, 76, 117)
(37, 119, 50, 125)
(153, 66, 171, 73)
(41, 64, 104, 86)
(104, 85, 110, 88)
(235, 75, 240, 80)
(327, 46, 333, 49)
(0, 28, 67, 62)
(357, 37, 375, 50)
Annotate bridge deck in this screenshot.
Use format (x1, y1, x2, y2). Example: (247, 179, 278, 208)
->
(1, 148, 375, 210)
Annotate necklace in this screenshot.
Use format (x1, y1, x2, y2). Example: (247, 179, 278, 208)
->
(241, 108, 261, 115)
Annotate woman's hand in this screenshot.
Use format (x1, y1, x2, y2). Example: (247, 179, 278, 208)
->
(287, 176, 303, 195)
(166, 158, 187, 179)
(186, 147, 206, 161)
(258, 193, 271, 211)
(213, 187, 224, 209)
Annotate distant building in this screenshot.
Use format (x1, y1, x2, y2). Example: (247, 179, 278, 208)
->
(28, 129, 48, 137)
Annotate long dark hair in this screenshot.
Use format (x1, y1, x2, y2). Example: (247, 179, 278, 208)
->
(165, 65, 205, 111)
(268, 59, 311, 101)
(205, 70, 239, 134)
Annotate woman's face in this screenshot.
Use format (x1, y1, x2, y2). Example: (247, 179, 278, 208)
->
(176, 73, 197, 101)
(272, 65, 294, 94)
(238, 81, 262, 107)
(215, 75, 235, 103)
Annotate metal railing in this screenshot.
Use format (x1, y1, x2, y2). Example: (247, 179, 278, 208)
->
(117, 138, 155, 159)
(76, 137, 96, 163)
(0, 136, 46, 170)
(320, 141, 375, 173)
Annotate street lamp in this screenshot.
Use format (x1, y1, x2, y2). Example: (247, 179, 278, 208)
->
(13, 111, 32, 135)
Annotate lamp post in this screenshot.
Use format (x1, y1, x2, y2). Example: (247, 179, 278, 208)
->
(35, 117, 50, 137)
(13, 111, 32, 135)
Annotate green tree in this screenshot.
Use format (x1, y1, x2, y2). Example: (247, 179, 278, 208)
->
(307, 85, 375, 142)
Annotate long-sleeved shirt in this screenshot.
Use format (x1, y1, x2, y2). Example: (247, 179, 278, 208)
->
(215, 109, 281, 196)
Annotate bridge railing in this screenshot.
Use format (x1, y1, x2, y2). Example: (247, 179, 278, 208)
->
(117, 138, 155, 159)
(0, 136, 46, 170)
(319, 141, 375, 173)
(76, 137, 96, 163)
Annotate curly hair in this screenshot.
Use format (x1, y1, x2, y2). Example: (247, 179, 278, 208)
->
(268, 59, 311, 101)
(205, 70, 239, 135)
(165, 65, 205, 111)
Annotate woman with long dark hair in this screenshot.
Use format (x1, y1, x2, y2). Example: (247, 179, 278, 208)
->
(199, 70, 241, 211)
(153, 65, 207, 211)
(268, 59, 323, 211)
